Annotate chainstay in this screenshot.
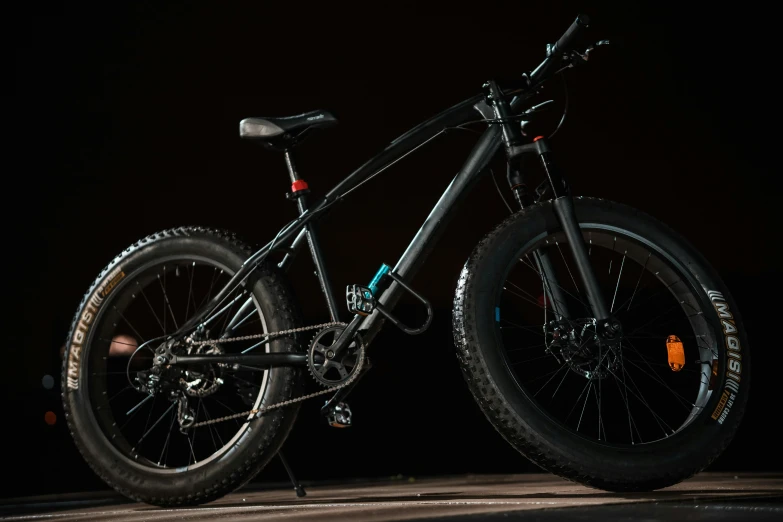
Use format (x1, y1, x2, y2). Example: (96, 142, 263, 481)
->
(187, 321, 365, 428)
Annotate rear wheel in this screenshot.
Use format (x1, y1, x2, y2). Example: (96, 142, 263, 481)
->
(453, 198, 749, 491)
(62, 227, 303, 505)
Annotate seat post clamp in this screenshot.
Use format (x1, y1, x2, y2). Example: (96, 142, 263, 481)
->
(286, 179, 310, 200)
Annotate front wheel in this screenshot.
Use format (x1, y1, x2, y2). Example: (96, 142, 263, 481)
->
(453, 197, 749, 491)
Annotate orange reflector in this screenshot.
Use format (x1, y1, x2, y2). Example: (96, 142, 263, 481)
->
(666, 335, 685, 372)
(709, 359, 719, 390)
(44, 411, 57, 425)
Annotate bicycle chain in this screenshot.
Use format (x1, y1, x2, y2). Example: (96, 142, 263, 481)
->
(181, 322, 365, 428)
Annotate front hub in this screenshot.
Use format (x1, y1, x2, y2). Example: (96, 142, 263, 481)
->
(546, 318, 622, 379)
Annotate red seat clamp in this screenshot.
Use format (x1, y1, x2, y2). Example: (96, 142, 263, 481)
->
(291, 180, 309, 192)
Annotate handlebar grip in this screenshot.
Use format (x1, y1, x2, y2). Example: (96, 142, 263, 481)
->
(551, 14, 590, 55)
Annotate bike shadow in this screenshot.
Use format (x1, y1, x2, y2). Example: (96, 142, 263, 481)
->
(209, 488, 783, 509)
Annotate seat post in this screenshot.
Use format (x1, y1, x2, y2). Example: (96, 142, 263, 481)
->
(283, 150, 301, 184)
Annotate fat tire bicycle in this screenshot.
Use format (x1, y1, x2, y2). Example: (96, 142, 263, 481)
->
(61, 15, 750, 506)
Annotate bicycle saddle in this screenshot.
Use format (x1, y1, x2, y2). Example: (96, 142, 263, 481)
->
(239, 110, 338, 147)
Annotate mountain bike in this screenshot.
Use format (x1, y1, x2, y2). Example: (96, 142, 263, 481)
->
(61, 14, 750, 506)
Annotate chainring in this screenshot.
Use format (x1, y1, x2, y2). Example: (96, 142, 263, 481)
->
(308, 325, 365, 387)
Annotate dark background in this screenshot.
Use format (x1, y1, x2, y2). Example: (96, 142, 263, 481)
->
(6, 1, 781, 499)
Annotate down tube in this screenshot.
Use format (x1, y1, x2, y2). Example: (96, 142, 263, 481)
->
(358, 124, 503, 343)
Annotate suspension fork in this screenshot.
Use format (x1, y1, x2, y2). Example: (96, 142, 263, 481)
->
(486, 81, 612, 327)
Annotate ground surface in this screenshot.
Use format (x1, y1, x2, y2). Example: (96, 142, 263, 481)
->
(1, 472, 781, 521)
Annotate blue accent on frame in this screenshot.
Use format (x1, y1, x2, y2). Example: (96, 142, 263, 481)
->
(495, 307, 500, 322)
(368, 263, 391, 296)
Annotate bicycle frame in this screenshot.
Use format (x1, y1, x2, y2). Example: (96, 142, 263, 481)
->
(170, 78, 614, 370)
(175, 94, 504, 342)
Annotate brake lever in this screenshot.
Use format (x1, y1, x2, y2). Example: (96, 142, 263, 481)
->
(582, 39, 610, 61)
(562, 40, 609, 70)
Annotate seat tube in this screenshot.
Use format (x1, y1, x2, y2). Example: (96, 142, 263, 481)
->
(283, 151, 341, 322)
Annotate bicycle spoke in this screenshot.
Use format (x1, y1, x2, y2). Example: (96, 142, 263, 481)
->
(157, 408, 177, 467)
(241, 339, 269, 354)
(507, 342, 547, 353)
(525, 365, 571, 385)
(212, 397, 244, 418)
(618, 347, 677, 434)
(551, 364, 571, 401)
(610, 252, 626, 313)
(511, 352, 561, 365)
(196, 267, 219, 310)
(533, 362, 568, 397)
(111, 306, 147, 344)
(564, 347, 610, 424)
(158, 269, 179, 331)
(617, 279, 683, 318)
(126, 393, 153, 417)
(609, 364, 641, 443)
(566, 374, 596, 423)
(595, 373, 605, 441)
(107, 384, 135, 403)
(623, 339, 699, 409)
(136, 281, 165, 334)
(519, 255, 589, 311)
(133, 402, 175, 452)
(227, 309, 258, 334)
(622, 356, 695, 411)
(140, 396, 158, 440)
(185, 262, 197, 323)
(186, 430, 197, 466)
(622, 354, 703, 376)
(201, 291, 248, 329)
(500, 318, 545, 336)
(119, 394, 153, 431)
(576, 381, 593, 432)
(202, 401, 225, 448)
(503, 285, 547, 311)
(191, 399, 203, 458)
(554, 240, 582, 298)
(222, 372, 262, 390)
(98, 337, 139, 349)
(616, 363, 675, 437)
(623, 301, 686, 339)
(625, 252, 651, 312)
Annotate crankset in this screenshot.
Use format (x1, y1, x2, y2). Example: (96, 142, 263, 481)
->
(307, 325, 365, 387)
(162, 321, 367, 430)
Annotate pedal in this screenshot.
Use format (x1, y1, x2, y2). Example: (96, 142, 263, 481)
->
(346, 285, 375, 316)
(346, 264, 434, 335)
(324, 401, 352, 428)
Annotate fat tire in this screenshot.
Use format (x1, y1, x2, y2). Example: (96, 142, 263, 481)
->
(453, 197, 750, 491)
(61, 227, 304, 506)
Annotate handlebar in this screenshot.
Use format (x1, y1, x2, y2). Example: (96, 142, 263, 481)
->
(551, 14, 591, 56)
(528, 14, 591, 87)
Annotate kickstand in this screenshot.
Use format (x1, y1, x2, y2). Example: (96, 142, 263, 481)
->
(278, 451, 306, 498)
